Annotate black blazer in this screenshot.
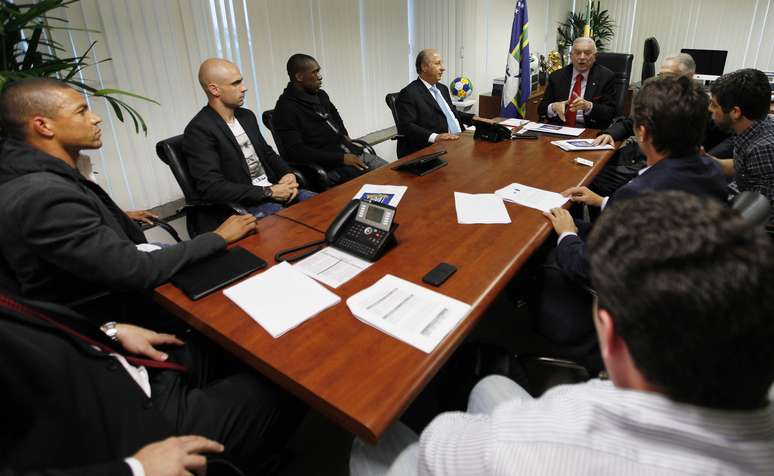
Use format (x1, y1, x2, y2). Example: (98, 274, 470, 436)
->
(555, 155, 727, 284)
(183, 106, 293, 206)
(537, 63, 617, 129)
(395, 79, 474, 158)
(0, 296, 175, 476)
(273, 84, 353, 169)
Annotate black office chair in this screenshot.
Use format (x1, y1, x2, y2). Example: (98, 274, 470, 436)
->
(594, 52, 634, 117)
(641, 37, 660, 82)
(385, 93, 400, 127)
(384, 92, 404, 141)
(731, 191, 770, 227)
(155, 135, 245, 238)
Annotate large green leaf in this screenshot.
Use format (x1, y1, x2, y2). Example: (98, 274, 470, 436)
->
(0, 0, 158, 135)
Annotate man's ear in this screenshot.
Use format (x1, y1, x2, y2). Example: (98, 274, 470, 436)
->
(30, 116, 54, 139)
(207, 83, 220, 98)
(636, 124, 650, 144)
(596, 307, 617, 360)
(729, 105, 743, 121)
(293, 71, 304, 83)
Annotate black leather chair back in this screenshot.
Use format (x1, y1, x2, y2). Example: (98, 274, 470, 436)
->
(641, 37, 660, 82)
(155, 135, 202, 203)
(385, 93, 400, 127)
(261, 109, 327, 192)
(595, 52, 634, 117)
(731, 191, 770, 227)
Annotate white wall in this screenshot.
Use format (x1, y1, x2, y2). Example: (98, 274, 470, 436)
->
(599, 0, 774, 82)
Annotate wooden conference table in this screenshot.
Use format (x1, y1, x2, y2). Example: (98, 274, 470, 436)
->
(155, 128, 614, 442)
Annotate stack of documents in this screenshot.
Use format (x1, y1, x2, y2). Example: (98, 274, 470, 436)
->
(294, 247, 373, 288)
(346, 275, 471, 353)
(495, 183, 569, 212)
(454, 192, 511, 224)
(223, 261, 340, 338)
(499, 118, 529, 127)
(551, 138, 614, 151)
(522, 121, 584, 137)
(352, 184, 407, 207)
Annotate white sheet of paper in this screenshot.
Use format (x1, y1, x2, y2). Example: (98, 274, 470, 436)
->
(499, 118, 529, 127)
(294, 247, 374, 288)
(346, 274, 471, 353)
(352, 184, 407, 207)
(522, 121, 585, 137)
(454, 192, 512, 224)
(551, 139, 614, 151)
(495, 182, 569, 213)
(223, 261, 341, 338)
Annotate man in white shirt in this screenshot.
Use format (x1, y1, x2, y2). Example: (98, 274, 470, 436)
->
(537, 37, 617, 129)
(350, 190, 774, 475)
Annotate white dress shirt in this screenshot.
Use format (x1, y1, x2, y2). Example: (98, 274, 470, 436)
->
(419, 77, 462, 143)
(547, 69, 594, 125)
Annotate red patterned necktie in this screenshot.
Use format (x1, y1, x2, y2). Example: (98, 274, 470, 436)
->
(565, 74, 584, 127)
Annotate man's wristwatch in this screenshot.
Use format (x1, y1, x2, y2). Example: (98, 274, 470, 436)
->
(100, 321, 119, 341)
(264, 186, 273, 199)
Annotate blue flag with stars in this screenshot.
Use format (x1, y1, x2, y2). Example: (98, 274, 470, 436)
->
(501, 0, 531, 118)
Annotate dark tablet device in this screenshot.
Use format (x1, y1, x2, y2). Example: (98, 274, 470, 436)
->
(392, 150, 448, 176)
(171, 246, 267, 300)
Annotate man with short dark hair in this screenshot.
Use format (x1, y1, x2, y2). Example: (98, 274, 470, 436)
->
(709, 68, 774, 224)
(537, 37, 617, 129)
(273, 53, 387, 185)
(538, 74, 727, 368)
(395, 48, 474, 157)
(350, 191, 774, 475)
(0, 78, 257, 309)
(184, 58, 314, 222)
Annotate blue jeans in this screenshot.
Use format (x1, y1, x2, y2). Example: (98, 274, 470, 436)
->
(246, 189, 316, 219)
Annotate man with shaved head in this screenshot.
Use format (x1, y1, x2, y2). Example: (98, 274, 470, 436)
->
(0, 78, 257, 310)
(184, 58, 313, 225)
(538, 37, 616, 129)
(395, 48, 475, 157)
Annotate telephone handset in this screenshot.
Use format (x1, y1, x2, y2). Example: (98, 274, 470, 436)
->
(326, 199, 398, 261)
(274, 199, 398, 263)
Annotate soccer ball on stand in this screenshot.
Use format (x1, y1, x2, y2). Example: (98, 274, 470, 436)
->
(449, 76, 473, 100)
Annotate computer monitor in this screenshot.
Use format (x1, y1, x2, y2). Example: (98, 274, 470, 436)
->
(680, 48, 728, 81)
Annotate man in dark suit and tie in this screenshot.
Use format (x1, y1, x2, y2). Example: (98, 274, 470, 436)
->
(535, 74, 727, 371)
(395, 48, 475, 157)
(0, 293, 305, 475)
(184, 58, 314, 225)
(537, 37, 617, 129)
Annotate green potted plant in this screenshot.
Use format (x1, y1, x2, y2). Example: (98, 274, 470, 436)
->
(0, 0, 158, 134)
(556, 1, 615, 60)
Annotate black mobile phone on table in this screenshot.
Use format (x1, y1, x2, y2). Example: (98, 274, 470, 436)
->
(422, 262, 457, 286)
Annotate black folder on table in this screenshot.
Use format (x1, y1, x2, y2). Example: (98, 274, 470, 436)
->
(171, 246, 267, 300)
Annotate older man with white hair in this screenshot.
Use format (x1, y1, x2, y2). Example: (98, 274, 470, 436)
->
(537, 37, 617, 129)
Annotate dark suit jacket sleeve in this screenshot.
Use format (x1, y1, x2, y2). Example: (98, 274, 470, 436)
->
(183, 117, 269, 204)
(0, 462, 131, 476)
(11, 180, 225, 291)
(272, 103, 345, 167)
(396, 87, 435, 145)
(555, 234, 591, 284)
(603, 116, 634, 140)
(586, 69, 617, 126)
(537, 73, 559, 119)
